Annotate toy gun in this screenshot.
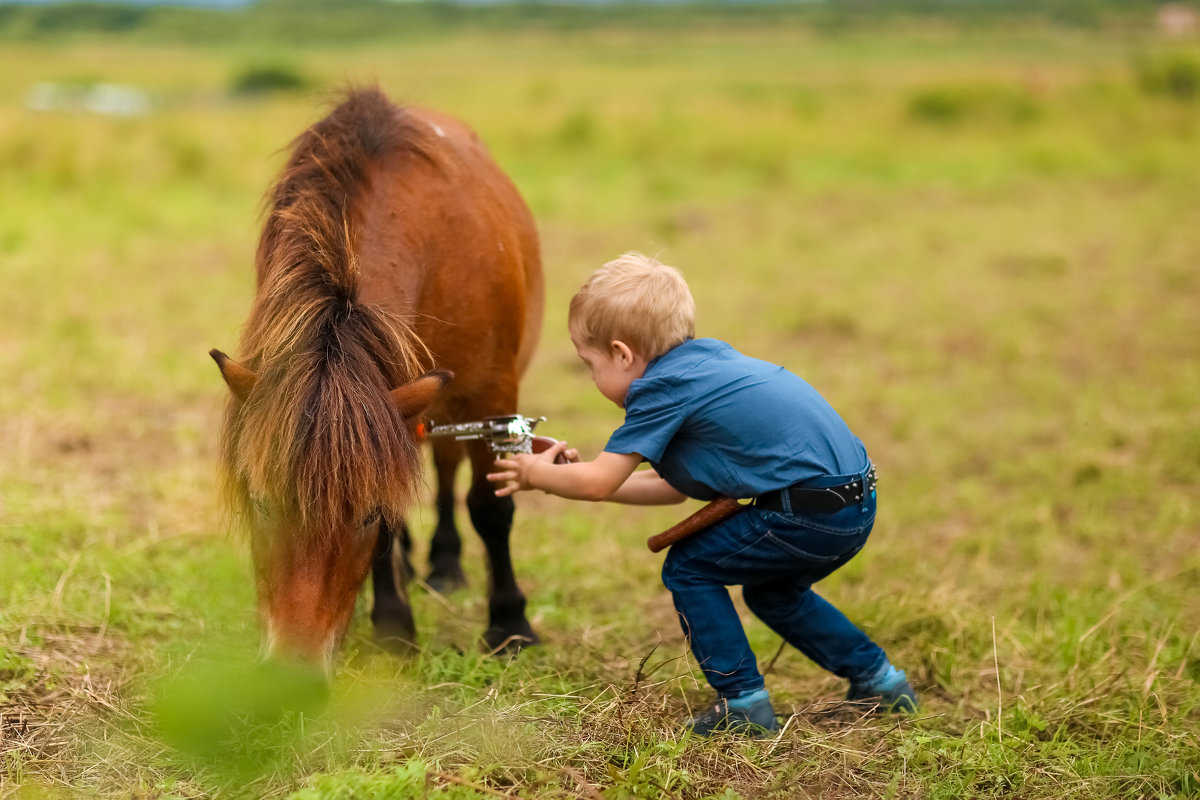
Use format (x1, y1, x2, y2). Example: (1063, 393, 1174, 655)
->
(421, 414, 735, 546)
(418, 414, 568, 461)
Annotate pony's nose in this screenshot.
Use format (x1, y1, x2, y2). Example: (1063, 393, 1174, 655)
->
(261, 618, 339, 681)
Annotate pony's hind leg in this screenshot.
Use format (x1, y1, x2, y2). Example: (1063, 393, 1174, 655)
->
(427, 441, 468, 593)
(465, 442, 538, 653)
(370, 517, 417, 652)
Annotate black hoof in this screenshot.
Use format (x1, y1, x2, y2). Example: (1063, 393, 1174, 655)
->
(426, 569, 468, 594)
(482, 625, 540, 656)
(372, 628, 418, 655)
(370, 610, 416, 654)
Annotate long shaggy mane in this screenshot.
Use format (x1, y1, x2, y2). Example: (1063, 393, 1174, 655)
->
(219, 87, 435, 540)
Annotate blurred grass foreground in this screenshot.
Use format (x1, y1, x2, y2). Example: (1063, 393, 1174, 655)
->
(0, 1, 1198, 798)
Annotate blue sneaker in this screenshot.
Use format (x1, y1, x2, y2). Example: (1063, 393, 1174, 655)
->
(685, 689, 780, 737)
(846, 664, 918, 713)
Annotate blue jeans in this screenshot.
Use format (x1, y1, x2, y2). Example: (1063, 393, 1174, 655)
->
(661, 475, 887, 698)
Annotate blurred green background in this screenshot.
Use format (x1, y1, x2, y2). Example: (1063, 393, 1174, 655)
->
(0, 2, 1198, 798)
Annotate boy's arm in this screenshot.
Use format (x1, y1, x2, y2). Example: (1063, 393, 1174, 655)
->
(609, 467, 688, 505)
(490, 443, 681, 503)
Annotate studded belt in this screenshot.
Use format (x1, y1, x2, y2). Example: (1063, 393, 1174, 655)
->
(754, 463, 877, 515)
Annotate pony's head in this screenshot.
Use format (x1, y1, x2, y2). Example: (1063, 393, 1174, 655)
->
(211, 319, 449, 670)
(212, 87, 458, 672)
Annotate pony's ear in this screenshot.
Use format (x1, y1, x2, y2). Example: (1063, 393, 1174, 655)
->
(210, 349, 257, 402)
(390, 370, 453, 420)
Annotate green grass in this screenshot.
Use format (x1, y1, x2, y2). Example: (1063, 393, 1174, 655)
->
(1, 15, 1198, 800)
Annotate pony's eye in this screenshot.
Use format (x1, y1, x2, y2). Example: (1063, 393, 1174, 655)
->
(361, 509, 381, 528)
(253, 498, 272, 519)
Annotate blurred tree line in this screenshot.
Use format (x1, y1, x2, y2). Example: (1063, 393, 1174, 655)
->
(0, 0, 1184, 43)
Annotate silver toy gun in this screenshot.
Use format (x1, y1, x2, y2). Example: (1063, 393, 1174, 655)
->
(418, 414, 568, 460)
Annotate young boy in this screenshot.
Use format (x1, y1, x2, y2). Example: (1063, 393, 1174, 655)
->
(488, 252, 916, 736)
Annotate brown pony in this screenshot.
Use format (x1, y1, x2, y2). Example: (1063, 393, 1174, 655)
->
(210, 87, 543, 671)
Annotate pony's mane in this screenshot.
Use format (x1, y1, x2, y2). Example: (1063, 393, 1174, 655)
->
(220, 87, 435, 539)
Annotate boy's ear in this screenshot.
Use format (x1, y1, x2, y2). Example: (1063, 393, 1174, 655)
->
(609, 340, 635, 366)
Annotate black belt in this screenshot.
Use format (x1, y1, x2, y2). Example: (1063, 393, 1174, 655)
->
(754, 464, 877, 515)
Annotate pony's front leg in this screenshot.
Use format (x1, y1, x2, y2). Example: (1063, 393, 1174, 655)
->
(427, 441, 468, 593)
(466, 445, 538, 652)
(370, 518, 417, 652)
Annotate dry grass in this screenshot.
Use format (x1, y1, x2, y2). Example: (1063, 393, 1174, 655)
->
(0, 629, 134, 795)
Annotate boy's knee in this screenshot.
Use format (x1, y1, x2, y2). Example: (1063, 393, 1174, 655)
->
(660, 549, 699, 592)
(660, 552, 680, 590)
(663, 537, 739, 591)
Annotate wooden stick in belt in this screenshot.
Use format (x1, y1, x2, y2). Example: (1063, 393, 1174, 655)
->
(647, 496, 745, 553)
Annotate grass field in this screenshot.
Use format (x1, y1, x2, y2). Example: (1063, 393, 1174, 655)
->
(1, 10, 1198, 799)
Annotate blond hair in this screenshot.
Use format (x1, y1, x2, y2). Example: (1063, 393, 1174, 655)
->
(568, 252, 696, 360)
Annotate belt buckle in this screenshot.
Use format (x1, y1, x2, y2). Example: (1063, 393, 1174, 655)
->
(860, 463, 877, 512)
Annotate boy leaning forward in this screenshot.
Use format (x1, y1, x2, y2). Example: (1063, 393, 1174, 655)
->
(488, 252, 916, 736)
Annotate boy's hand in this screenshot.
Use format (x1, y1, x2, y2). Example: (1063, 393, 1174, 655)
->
(487, 441, 579, 497)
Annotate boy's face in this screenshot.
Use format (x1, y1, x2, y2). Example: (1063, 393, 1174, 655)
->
(573, 337, 646, 409)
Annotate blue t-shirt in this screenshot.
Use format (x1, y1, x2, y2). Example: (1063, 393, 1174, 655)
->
(604, 338, 868, 500)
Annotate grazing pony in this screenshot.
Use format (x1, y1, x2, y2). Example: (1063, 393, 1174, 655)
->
(210, 88, 543, 670)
